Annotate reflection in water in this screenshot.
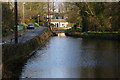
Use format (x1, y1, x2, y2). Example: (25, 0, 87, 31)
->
(57, 33, 66, 37)
(21, 36, 119, 78)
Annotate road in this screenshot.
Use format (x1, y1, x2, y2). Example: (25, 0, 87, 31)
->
(2, 27, 47, 45)
(18, 27, 47, 43)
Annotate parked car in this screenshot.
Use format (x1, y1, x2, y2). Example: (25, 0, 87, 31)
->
(27, 24, 35, 29)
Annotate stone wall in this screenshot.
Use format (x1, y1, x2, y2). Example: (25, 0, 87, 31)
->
(2, 29, 53, 78)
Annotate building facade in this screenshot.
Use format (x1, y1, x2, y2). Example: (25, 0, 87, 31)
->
(51, 19, 68, 27)
(50, 13, 68, 27)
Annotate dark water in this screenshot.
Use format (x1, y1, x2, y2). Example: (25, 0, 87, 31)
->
(21, 34, 119, 78)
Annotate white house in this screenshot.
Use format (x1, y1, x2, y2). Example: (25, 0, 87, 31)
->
(51, 19, 68, 27)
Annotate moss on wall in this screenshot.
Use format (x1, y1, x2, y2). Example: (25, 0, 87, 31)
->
(2, 29, 53, 79)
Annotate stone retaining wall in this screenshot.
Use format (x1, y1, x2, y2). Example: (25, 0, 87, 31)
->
(2, 29, 53, 79)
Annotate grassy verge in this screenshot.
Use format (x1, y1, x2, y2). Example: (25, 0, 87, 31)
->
(65, 29, 120, 40)
(2, 29, 53, 79)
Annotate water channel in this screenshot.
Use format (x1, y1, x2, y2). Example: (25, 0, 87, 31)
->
(21, 33, 119, 78)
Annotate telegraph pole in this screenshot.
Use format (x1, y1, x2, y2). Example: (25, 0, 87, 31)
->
(23, 2, 25, 23)
(38, 15, 40, 26)
(14, 0, 18, 43)
(52, 0, 54, 15)
(48, 0, 51, 30)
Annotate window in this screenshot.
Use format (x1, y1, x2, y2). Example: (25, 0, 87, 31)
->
(62, 24, 65, 27)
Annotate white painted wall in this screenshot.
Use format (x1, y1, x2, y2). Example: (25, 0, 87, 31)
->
(59, 22, 68, 27)
(51, 22, 68, 27)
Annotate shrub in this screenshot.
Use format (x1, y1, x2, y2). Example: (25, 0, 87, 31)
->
(34, 23, 39, 27)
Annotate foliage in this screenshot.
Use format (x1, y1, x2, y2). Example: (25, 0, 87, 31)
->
(2, 3, 14, 37)
(2, 2, 119, 37)
(2, 2, 48, 36)
(65, 27, 82, 33)
(22, 23, 28, 29)
(18, 2, 48, 24)
(34, 23, 39, 27)
(74, 2, 120, 32)
(64, 3, 81, 23)
(39, 22, 45, 26)
(68, 23, 75, 27)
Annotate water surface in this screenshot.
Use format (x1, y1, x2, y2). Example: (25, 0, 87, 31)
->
(21, 35, 119, 78)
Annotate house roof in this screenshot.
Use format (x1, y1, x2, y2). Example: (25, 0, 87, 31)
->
(51, 19, 68, 22)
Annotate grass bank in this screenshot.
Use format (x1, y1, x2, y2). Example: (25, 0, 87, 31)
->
(2, 29, 53, 79)
(65, 29, 120, 40)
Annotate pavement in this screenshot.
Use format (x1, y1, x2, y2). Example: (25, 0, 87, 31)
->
(2, 27, 48, 45)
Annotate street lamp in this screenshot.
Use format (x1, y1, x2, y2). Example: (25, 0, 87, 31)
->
(38, 15, 40, 26)
(23, 2, 25, 23)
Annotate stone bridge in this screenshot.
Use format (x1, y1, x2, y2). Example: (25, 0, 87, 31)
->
(52, 27, 71, 33)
